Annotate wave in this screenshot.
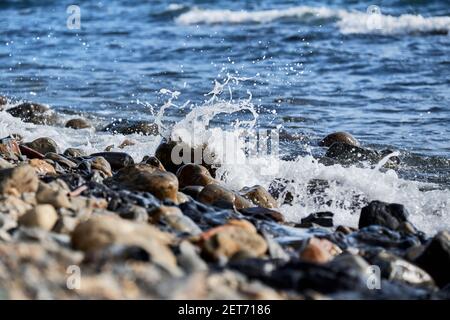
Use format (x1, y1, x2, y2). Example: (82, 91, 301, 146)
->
(175, 6, 450, 35)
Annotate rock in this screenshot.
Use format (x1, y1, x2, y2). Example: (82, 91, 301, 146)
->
(300, 237, 342, 264)
(200, 221, 267, 260)
(0, 96, 7, 107)
(365, 250, 435, 288)
(198, 184, 252, 210)
(71, 215, 178, 273)
(19, 204, 58, 231)
(28, 159, 56, 175)
(79, 156, 112, 177)
(176, 164, 215, 188)
(180, 186, 203, 200)
(239, 207, 285, 223)
(63, 148, 86, 158)
(7, 102, 58, 125)
(25, 137, 59, 155)
(151, 206, 202, 236)
(319, 132, 360, 147)
(176, 192, 190, 204)
(44, 153, 77, 168)
(90, 152, 134, 171)
(53, 216, 78, 234)
(36, 182, 71, 209)
(118, 139, 135, 149)
(297, 212, 334, 228)
(154, 140, 183, 173)
(415, 231, 450, 288)
(240, 185, 278, 209)
(18, 144, 44, 159)
(0, 137, 21, 160)
(177, 240, 208, 273)
(0, 157, 13, 169)
(359, 200, 410, 231)
(103, 120, 158, 136)
(65, 118, 91, 129)
(0, 165, 39, 195)
(141, 156, 165, 170)
(108, 164, 178, 202)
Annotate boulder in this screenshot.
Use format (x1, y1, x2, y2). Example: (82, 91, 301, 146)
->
(0, 165, 39, 195)
(319, 132, 360, 147)
(25, 137, 59, 155)
(19, 204, 58, 231)
(65, 118, 91, 129)
(359, 200, 410, 231)
(7, 102, 58, 125)
(176, 164, 215, 188)
(198, 184, 252, 209)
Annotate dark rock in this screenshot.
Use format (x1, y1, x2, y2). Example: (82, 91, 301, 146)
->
(103, 120, 158, 136)
(239, 207, 285, 223)
(415, 231, 450, 288)
(268, 178, 294, 204)
(19, 144, 44, 159)
(44, 152, 77, 168)
(65, 118, 91, 129)
(297, 212, 334, 228)
(25, 137, 59, 155)
(7, 102, 58, 125)
(359, 200, 410, 231)
(0, 96, 7, 107)
(63, 148, 86, 158)
(198, 184, 253, 210)
(141, 155, 165, 170)
(90, 152, 134, 171)
(176, 163, 215, 188)
(180, 186, 204, 200)
(319, 132, 360, 147)
(0, 137, 21, 161)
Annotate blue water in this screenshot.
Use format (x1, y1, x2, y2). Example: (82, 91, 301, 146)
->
(0, 0, 449, 182)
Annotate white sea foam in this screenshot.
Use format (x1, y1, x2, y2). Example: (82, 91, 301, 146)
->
(1, 80, 449, 235)
(175, 6, 450, 35)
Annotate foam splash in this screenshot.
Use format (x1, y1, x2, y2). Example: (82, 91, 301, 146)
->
(175, 6, 450, 35)
(1, 79, 449, 235)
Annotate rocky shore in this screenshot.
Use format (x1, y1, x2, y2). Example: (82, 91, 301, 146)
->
(0, 97, 449, 300)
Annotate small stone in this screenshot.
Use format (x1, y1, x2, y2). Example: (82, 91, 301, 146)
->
(300, 237, 342, 264)
(118, 139, 135, 149)
(65, 118, 91, 129)
(89, 152, 134, 171)
(239, 207, 285, 223)
(200, 221, 267, 260)
(0, 96, 7, 107)
(141, 156, 165, 170)
(198, 184, 252, 210)
(240, 185, 278, 209)
(319, 132, 360, 147)
(103, 120, 158, 136)
(151, 206, 202, 236)
(28, 159, 56, 175)
(359, 200, 410, 231)
(0, 165, 39, 195)
(25, 137, 59, 155)
(63, 148, 86, 158)
(415, 231, 450, 288)
(19, 204, 58, 231)
(7, 102, 58, 125)
(298, 211, 334, 228)
(44, 153, 77, 168)
(0, 137, 21, 160)
(176, 164, 216, 188)
(36, 182, 71, 209)
(108, 164, 178, 202)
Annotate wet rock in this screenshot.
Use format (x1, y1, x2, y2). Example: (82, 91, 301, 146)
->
(300, 237, 342, 264)
(65, 118, 91, 129)
(19, 144, 44, 159)
(108, 164, 178, 202)
(319, 132, 360, 147)
(0, 165, 39, 195)
(297, 212, 334, 228)
(364, 250, 435, 288)
(199, 221, 267, 260)
(176, 164, 216, 188)
(336, 225, 356, 235)
(359, 200, 410, 231)
(154, 140, 183, 174)
(79, 156, 112, 177)
(240, 185, 278, 209)
(141, 155, 165, 170)
(28, 159, 56, 175)
(177, 240, 208, 273)
(0, 137, 21, 160)
(7, 102, 58, 125)
(118, 139, 135, 149)
(44, 153, 77, 169)
(198, 184, 253, 210)
(90, 152, 134, 171)
(268, 178, 294, 204)
(176, 192, 190, 204)
(415, 231, 450, 288)
(19, 204, 58, 231)
(0, 96, 7, 107)
(63, 148, 86, 158)
(180, 186, 203, 200)
(71, 215, 178, 273)
(239, 207, 285, 223)
(25, 137, 59, 155)
(36, 182, 71, 209)
(103, 120, 158, 136)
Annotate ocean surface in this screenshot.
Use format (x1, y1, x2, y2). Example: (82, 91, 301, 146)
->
(0, 0, 449, 233)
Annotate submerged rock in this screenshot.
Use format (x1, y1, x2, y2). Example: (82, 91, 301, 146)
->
(359, 200, 410, 232)
(0, 165, 39, 195)
(7, 102, 58, 125)
(319, 132, 360, 147)
(18, 204, 58, 231)
(25, 137, 59, 155)
(415, 231, 450, 288)
(65, 118, 91, 129)
(103, 120, 158, 136)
